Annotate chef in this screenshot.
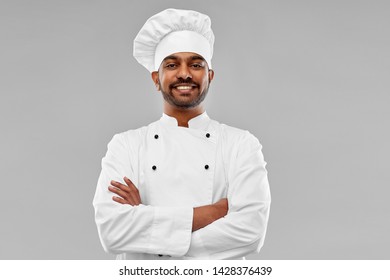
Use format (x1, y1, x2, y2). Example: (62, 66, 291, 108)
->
(93, 8, 271, 260)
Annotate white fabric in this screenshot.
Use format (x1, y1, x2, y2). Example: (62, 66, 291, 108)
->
(93, 112, 271, 260)
(154, 30, 212, 71)
(133, 8, 215, 72)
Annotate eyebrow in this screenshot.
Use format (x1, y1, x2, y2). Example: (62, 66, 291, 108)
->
(189, 55, 206, 62)
(162, 55, 206, 62)
(163, 55, 179, 61)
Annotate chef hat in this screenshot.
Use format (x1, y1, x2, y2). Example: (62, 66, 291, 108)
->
(133, 8, 215, 72)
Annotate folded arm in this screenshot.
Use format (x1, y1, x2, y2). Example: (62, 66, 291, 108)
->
(108, 176, 228, 232)
(93, 130, 270, 259)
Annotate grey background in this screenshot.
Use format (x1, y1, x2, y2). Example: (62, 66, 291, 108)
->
(1, 0, 389, 259)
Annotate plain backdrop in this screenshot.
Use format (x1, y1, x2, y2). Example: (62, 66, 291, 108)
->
(1, 0, 389, 259)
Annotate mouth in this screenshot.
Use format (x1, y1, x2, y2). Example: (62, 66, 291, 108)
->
(176, 85, 193, 90)
(171, 83, 198, 94)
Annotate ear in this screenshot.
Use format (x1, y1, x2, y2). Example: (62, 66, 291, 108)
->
(151, 71, 160, 91)
(208, 69, 215, 83)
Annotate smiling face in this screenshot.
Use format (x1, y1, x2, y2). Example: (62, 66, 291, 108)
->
(151, 52, 214, 110)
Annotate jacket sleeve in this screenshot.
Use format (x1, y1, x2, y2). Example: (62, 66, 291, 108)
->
(185, 131, 271, 259)
(92, 133, 193, 257)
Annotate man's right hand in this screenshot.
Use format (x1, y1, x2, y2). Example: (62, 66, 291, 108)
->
(108, 177, 142, 206)
(192, 198, 228, 232)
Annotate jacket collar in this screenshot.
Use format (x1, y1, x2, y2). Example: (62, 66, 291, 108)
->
(160, 111, 211, 130)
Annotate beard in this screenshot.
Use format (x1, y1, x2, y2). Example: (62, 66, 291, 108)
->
(160, 77, 210, 109)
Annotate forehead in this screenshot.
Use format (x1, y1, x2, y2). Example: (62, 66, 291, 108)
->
(163, 52, 206, 62)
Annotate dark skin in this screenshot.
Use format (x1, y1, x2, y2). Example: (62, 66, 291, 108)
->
(152, 52, 214, 127)
(109, 52, 228, 232)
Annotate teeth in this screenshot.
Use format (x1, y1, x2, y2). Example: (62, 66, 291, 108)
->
(176, 86, 192, 90)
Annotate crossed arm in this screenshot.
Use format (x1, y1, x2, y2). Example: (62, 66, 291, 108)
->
(108, 177, 228, 232)
(94, 131, 270, 258)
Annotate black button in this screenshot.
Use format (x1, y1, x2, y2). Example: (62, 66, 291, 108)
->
(206, 133, 210, 138)
(154, 134, 159, 139)
(152, 165, 157, 170)
(205, 165, 209, 170)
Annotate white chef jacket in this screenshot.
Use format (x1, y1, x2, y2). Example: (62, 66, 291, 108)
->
(93, 112, 271, 260)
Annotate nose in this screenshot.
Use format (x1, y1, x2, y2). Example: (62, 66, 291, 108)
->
(176, 64, 192, 80)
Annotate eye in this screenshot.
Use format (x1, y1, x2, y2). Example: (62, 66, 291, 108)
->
(191, 63, 204, 69)
(165, 63, 177, 69)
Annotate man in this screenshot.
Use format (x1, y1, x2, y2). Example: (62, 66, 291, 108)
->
(93, 8, 271, 260)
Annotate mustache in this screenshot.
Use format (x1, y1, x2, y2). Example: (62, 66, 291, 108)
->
(169, 78, 199, 89)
